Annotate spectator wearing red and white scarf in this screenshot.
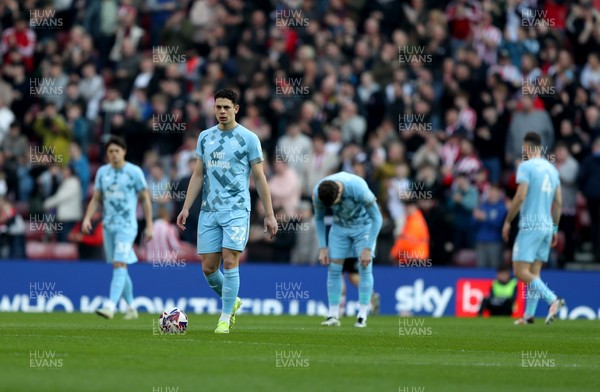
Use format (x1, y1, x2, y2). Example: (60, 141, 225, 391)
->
(473, 12, 502, 66)
(455, 92, 477, 137)
(0, 19, 36, 72)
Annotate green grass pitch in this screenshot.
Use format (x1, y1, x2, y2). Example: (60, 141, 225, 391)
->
(1, 313, 599, 392)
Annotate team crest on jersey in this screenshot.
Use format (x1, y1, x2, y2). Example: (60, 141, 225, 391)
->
(229, 139, 238, 149)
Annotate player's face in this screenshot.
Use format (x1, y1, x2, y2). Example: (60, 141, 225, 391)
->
(106, 144, 126, 167)
(214, 98, 239, 128)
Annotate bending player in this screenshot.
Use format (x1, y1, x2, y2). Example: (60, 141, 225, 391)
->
(502, 132, 565, 325)
(177, 89, 277, 334)
(313, 172, 382, 328)
(83, 136, 153, 320)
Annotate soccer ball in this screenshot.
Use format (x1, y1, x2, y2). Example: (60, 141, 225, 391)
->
(159, 308, 188, 334)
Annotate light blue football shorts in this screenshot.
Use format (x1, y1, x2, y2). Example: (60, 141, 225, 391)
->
(103, 227, 138, 264)
(512, 229, 553, 263)
(198, 210, 250, 254)
(328, 224, 375, 260)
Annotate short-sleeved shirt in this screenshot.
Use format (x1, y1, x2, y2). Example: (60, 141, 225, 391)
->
(95, 162, 147, 231)
(313, 172, 377, 227)
(196, 124, 263, 211)
(516, 157, 560, 232)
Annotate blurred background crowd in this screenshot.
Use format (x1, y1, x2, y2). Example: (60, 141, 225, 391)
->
(1, 0, 600, 269)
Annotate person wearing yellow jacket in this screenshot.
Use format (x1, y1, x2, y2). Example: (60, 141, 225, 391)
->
(33, 102, 72, 166)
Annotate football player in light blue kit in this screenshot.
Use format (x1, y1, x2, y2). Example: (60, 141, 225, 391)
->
(502, 132, 565, 325)
(177, 89, 278, 334)
(313, 172, 382, 328)
(82, 136, 153, 320)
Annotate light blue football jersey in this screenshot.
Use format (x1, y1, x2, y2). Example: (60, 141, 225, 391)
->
(196, 124, 263, 212)
(95, 162, 147, 231)
(516, 157, 560, 232)
(313, 172, 377, 227)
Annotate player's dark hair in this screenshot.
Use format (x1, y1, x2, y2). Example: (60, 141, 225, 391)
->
(524, 132, 542, 146)
(318, 180, 339, 207)
(105, 135, 127, 152)
(214, 89, 239, 105)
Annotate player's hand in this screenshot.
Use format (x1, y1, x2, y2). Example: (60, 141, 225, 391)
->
(319, 248, 330, 266)
(81, 218, 92, 234)
(264, 215, 278, 239)
(360, 248, 372, 267)
(502, 221, 511, 242)
(177, 209, 189, 231)
(551, 232, 558, 248)
(144, 225, 153, 242)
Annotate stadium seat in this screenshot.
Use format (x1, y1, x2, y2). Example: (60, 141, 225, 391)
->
(25, 241, 54, 260)
(453, 249, 477, 267)
(52, 243, 79, 260)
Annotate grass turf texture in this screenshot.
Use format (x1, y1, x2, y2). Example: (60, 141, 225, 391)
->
(1, 314, 599, 392)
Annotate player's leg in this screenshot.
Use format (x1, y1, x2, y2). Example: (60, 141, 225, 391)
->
(199, 212, 224, 297)
(353, 227, 374, 328)
(96, 229, 118, 319)
(201, 253, 223, 295)
(214, 210, 249, 333)
(534, 234, 566, 324)
(321, 225, 350, 326)
(340, 258, 358, 317)
(340, 273, 347, 318)
(322, 258, 344, 326)
(523, 260, 542, 321)
(511, 230, 539, 325)
(116, 230, 138, 319)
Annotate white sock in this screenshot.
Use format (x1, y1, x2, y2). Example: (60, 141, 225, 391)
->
(219, 313, 231, 324)
(358, 304, 369, 319)
(328, 305, 340, 318)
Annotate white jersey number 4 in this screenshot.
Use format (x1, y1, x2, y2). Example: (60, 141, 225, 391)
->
(541, 174, 553, 196)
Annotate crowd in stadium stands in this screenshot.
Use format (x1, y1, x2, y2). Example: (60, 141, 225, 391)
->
(1, 0, 600, 268)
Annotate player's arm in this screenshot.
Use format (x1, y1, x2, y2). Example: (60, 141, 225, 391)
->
(177, 158, 204, 230)
(138, 189, 153, 241)
(251, 161, 277, 238)
(312, 194, 329, 265)
(312, 195, 327, 249)
(502, 182, 528, 242)
(82, 189, 102, 234)
(551, 184, 563, 247)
